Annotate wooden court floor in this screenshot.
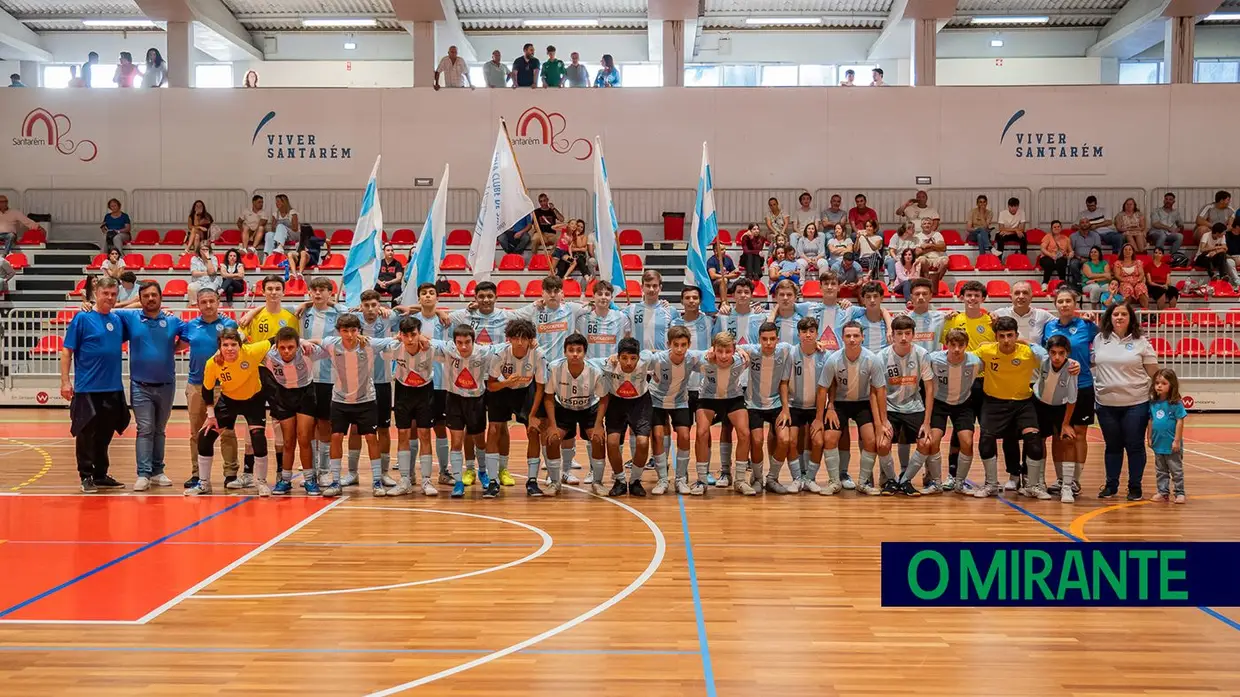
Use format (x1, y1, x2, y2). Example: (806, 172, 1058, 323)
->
(0, 408, 1238, 696)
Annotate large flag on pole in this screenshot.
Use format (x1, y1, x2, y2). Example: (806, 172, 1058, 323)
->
(400, 163, 450, 305)
(592, 135, 625, 296)
(341, 155, 384, 307)
(684, 142, 719, 313)
(470, 120, 534, 282)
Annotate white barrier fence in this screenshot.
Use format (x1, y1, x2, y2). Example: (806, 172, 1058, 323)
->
(2, 308, 1239, 409)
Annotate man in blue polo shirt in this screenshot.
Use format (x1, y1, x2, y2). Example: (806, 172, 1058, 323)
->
(511, 43, 540, 88)
(61, 275, 129, 493)
(183, 287, 239, 488)
(112, 280, 189, 491)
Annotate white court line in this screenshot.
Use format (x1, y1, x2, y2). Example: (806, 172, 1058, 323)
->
(363, 485, 669, 697)
(0, 619, 143, 625)
(136, 497, 348, 623)
(191, 506, 554, 600)
(1181, 444, 1240, 483)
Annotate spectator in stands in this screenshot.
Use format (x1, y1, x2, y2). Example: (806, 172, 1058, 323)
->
(1228, 213, 1240, 263)
(499, 213, 535, 256)
(794, 222, 830, 278)
(914, 218, 948, 292)
(433, 45, 474, 90)
(995, 196, 1027, 258)
(855, 219, 884, 279)
(263, 194, 298, 259)
(99, 198, 131, 253)
(512, 43, 540, 88)
(824, 223, 851, 270)
(82, 51, 99, 87)
(1149, 192, 1184, 255)
(966, 194, 995, 255)
(9, 73, 24, 87)
(116, 271, 141, 308)
(1116, 198, 1148, 255)
(557, 224, 597, 283)
(113, 52, 139, 88)
(0, 194, 43, 256)
(243, 70, 259, 87)
(738, 223, 767, 280)
(1038, 220, 1070, 284)
(707, 237, 740, 294)
(840, 69, 856, 87)
(0, 255, 13, 296)
(100, 247, 126, 280)
(533, 193, 565, 249)
(238, 195, 268, 258)
(484, 51, 509, 88)
(219, 249, 246, 305)
(186, 200, 212, 253)
(1144, 247, 1178, 310)
(791, 193, 816, 237)
(1069, 216, 1105, 287)
(142, 48, 166, 87)
(1196, 222, 1240, 289)
(848, 193, 878, 234)
(541, 46, 566, 87)
(1080, 246, 1111, 308)
(892, 248, 919, 301)
(1099, 279, 1123, 309)
(565, 52, 590, 87)
(769, 246, 799, 286)
(375, 244, 404, 304)
(291, 224, 324, 279)
(68, 65, 86, 88)
(188, 241, 221, 301)
(835, 253, 863, 295)
(595, 54, 620, 87)
(896, 190, 940, 233)
(1194, 190, 1233, 244)
(870, 68, 886, 86)
(765, 197, 790, 242)
(1113, 243, 1148, 309)
(884, 223, 917, 285)
(1079, 195, 1123, 255)
(820, 194, 848, 234)
(547, 219, 578, 271)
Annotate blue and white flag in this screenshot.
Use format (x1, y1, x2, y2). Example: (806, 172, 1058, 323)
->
(341, 155, 384, 307)
(685, 142, 719, 313)
(400, 163, 449, 306)
(470, 121, 534, 282)
(592, 135, 626, 297)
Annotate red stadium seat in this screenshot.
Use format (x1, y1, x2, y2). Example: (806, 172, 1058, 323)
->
(394, 253, 408, 266)
(986, 280, 1010, 298)
(529, 255, 551, 271)
(717, 230, 731, 245)
(801, 280, 822, 298)
(163, 279, 188, 297)
(617, 229, 643, 246)
(262, 253, 287, 271)
(1193, 311, 1223, 327)
(1226, 308, 1240, 327)
(882, 229, 898, 244)
(133, 229, 160, 245)
(497, 279, 521, 297)
(32, 335, 63, 355)
(975, 254, 1003, 271)
(5, 253, 28, 270)
(441, 280, 461, 297)
(441, 254, 467, 271)
(940, 230, 963, 246)
(1026, 229, 1045, 245)
(584, 279, 598, 297)
(947, 254, 973, 271)
(464, 280, 477, 297)
(935, 281, 952, 298)
(213, 229, 237, 246)
(524, 279, 544, 298)
(446, 229, 472, 246)
(1149, 336, 1176, 358)
(1027, 281, 1046, 297)
(285, 278, 307, 297)
(18, 228, 46, 246)
(87, 253, 107, 270)
(622, 254, 643, 271)
(498, 254, 525, 271)
(179, 309, 197, 322)
(563, 279, 583, 297)
(1160, 311, 1191, 328)
(1209, 337, 1240, 358)
(1005, 255, 1035, 271)
(50, 309, 77, 326)
(69, 279, 87, 297)
(318, 253, 345, 270)
(753, 282, 768, 298)
(389, 228, 416, 245)
(163, 229, 188, 246)
(1175, 337, 1207, 358)
(146, 253, 173, 270)
(174, 254, 193, 271)
(330, 229, 354, 246)
(123, 253, 145, 269)
(1210, 280, 1237, 298)
(241, 252, 260, 270)
(1047, 279, 1064, 294)
(954, 280, 969, 297)
(621, 279, 641, 297)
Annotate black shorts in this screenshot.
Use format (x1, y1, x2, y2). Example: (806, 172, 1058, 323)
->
(331, 400, 377, 435)
(790, 407, 817, 427)
(887, 410, 925, 444)
(269, 384, 316, 421)
(312, 382, 333, 420)
(374, 382, 392, 429)
(829, 400, 873, 430)
(216, 393, 267, 431)
(555, 402, 598, 439)
(1071, 385, 1096, 426)
(605, 393, 653, 437)
(1148, 285, 1179, 302)
(980, 397, 1039, 437)
(653, 407, 695, 430)
(930, 400, 976, 434)
(1035, 400, 1070, 438)
(394, 383, 437, 430)
(698, 396, 745, 420)
(433, 389, 447, 422)
(968, 382, 985, 415)
(748, 407, 783, 430)
(688, 390, 725, 425)
(486, 385, 535, 425)
(445, 393, 487, 434)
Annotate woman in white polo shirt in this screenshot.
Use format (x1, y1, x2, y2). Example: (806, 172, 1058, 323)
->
(1091, 302, 1159, 501)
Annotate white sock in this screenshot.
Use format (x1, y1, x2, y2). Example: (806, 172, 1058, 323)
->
(197, 455, 213, 486)
(719, 442, 733, 474)
(527, 457, 541, 480)
(329, 457, 341, 483)
(418, 454, 433, 482)
(436, 437, 449, 473)
(348, 449, 361, 474)
(398, 450, 412, 481)
(450, 450, 463, 476)
(254, 456, 268, 482)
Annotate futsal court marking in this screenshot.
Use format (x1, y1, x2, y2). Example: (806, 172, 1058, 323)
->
(0, 437, 56, 491)
(678, 493, 718, 697)
(190, 506, 554, 600)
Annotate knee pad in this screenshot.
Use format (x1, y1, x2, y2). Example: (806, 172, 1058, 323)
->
(197, 428, 220, 457)
(248, 428, 268, 458)
(978, 433, 998, 460)
(1023, 433, 1045, 461)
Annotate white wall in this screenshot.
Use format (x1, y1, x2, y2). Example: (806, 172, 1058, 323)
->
(937, 57, 1103, 86)
(695, 30, 880, 64)
(236, 59, 413, 87)
(1134, 25, 1240, 59)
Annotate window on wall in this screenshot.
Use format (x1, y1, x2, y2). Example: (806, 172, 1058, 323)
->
(468, 65, 485, 87)
(195, 64, 233, 88)
(798, 64, 836, 86)
(1195, 59, 1240, 83)
(89, 66, 115, 88)
(1119, 60, 1162, 84)
(685, 64, 719, 87)
(42, 64, 74, 89)
(759, 65, 798, 87)
(618, 63, 662, 87)
(722, 64, 759, 86)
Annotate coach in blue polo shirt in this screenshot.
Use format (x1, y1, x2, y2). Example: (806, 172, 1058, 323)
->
(183, 287, 238, 488)
(60, 275, 130, 493)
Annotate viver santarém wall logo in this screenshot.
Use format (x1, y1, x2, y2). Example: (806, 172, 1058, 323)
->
(13, 108, 98, 162)
(251, 110, 352, 160)
(1000, 109, 1104, 160)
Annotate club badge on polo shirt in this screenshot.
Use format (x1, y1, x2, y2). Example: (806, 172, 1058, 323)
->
(1156, 409, 1166, 419)
(159, 319, 167, 328)
(1126, 343, 1134, 351)
(241, 361, 251, 370)
(106, 322, 114, 331)
(1011, 359, 1021, 366)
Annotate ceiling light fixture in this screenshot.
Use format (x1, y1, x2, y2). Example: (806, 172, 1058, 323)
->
(522, 19, 600, 27)
(970, 16, 1049, 25)
(744, 17, 822, 25)
(301, 18, 378, 27)
(990, 38, 1004, 47)
(81, 19, 155, 27)
(344, 41, 357, 49)
(1203, 12, 1240, 21)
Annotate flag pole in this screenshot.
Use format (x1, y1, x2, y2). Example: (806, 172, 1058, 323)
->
(500, 119, 529, 192)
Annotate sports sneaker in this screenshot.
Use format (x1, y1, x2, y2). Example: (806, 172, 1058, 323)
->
(1174, 494, 1186, 504)
(715, 473, 731, 488)
(462, 469, 477, 487)
(786, 479, 803, 494)
(134, 476, 151, 492)
(899, 481, 921, 497)
(734, 479, 757, 496)
(1097, 484, 1118, 499)
(183, 476, 200, 489)
(690, 480, 707, 496)
(438, 472, 455, 486)
(1004, 475, 1021, 491)
(151, 474, 173, 487)
(1027, 484, 1053, 500)
(590, 482, 608, 496)
(382, 474, 399, 487)
(942, 476, 956, 492)
(451, 481, 465, 498)
(955, 481, 976, 496)
(675, 478, 691, 495)
(856, 482, 881, 496)
(479, 470, 492, 489)
(256, 479, 272, 497)
(650, 479, 669, 496)
(706, 473, 718, 486)
(920, 481, 942, 496)
(224, 476, 242, 490)
(184, 482, 212, 496)
(762, 478, 787, 494)
(526, 478, 544, 497)
(973, 483, 1001, 498)
(549, 479, 563, 497)
(322, 482, 342, 497)
(272, 480, 293, 496)
(421, 480, 438, 497)
(304, 479, 322, 496)
(371, 479, 387, 496)
(629, 479, 647, 497)
(1126, 488, 1143, 502)
(561, 472, 581, 485)
(1060, 486, 1075, 503)
(387, 480, 412, 496)
(881, 480, 900, 496)
(341, 472, 359, 487)
(237, 473, 255, 488)
(583, 470, 594, 485)
(81, 476, 97, 493)
(608, 479, 628, 497)
(1047, 479, 1063, 495)
(841, 474, 856, 490)
(483, 480, 500, 499)
(820, 481, 843, 496)
(1149, 491, 1168, 503)
(499, 469, 516, 487)
(95, 475, 125, 489)
(803, 479, 823, 494)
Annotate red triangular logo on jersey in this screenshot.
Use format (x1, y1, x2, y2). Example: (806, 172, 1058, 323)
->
(819, 326, 839, 350)
(616, 380, 638, 398)
(477, 329, 492, 344)
(403, 371, 427, 387)
(455, 369, 478, 390)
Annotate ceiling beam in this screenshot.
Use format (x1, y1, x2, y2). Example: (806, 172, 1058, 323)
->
(0, 6, 51, 62)
(390, 0, 477, 63)
(134, 0, 262, 59)
(433, 0, 476, 63)
(868, 0, 954, 61)
(1086, 0, 1178, 58)
(867, 0, 908, 60)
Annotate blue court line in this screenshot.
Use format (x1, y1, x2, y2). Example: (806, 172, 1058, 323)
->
(0, 646, 696, 656)
(678, 495, 718, 697)
(0, 497, 253, 619)
(999, 496, 1240, 634)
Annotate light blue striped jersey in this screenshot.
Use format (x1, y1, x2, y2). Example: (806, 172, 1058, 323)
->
(601, 358, 653, 398)
(1035, 358, 1079, 406)
(544, 357, 607, 410)
(301, 305, 342, 383)
(413, 310, 449, 388)
(429, 340, 499, 398)
(448, 308, 512, 345)
(392, 344, 435, 388)
(576, 308, 632, 360)
(794, 301, 848, 351)
(486, 343, 545, 390)
(788, 345, 829, 409)
(843, 306, 888, 352)
(744, 343, 794, 410)
(769, 308, 805, 345)
(319, 336, 402, 404)
(513, 302, 583, 362)
(625, 302, 680, 351)
(359, 313, 399, 383)
(715, 310, 763, 348)
(927, 351, 983, 406)
(819, 347, 885, 403)
(877, 344, 934, 414)
(906, 310, 948, 354)
(697, 353, 746, 399)
(263, 342, 327, 390)
(673, 311, 717, 391)
(646, 349, 707, 409)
